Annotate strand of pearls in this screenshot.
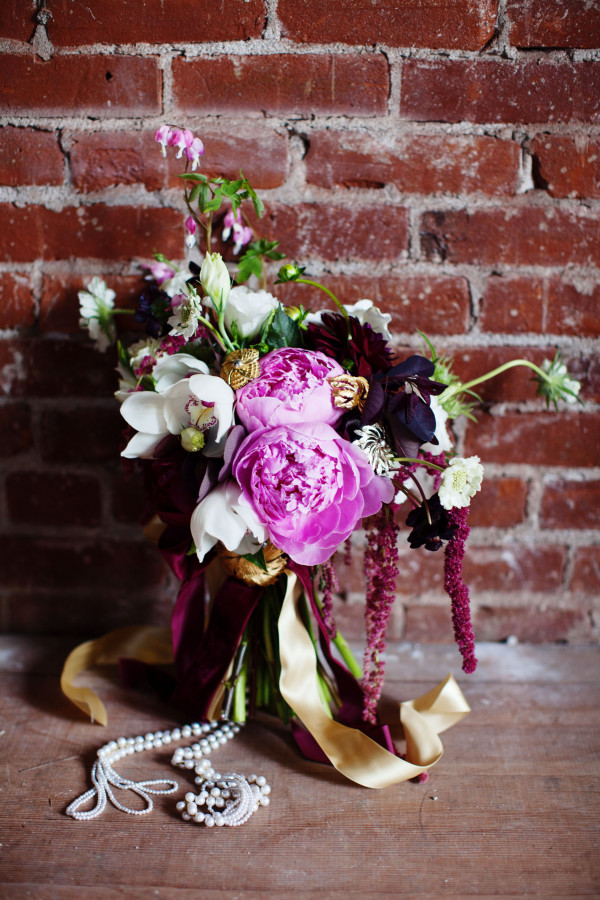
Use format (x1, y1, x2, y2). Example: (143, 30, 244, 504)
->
(66, 720, 271, 828)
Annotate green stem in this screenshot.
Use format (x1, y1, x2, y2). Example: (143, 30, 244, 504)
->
(296, 279, 349, 319)
(111, 308, 136, 316)
(232, 642, 248, 722)
(440, 359, 551, 403)
(330, 628, 363, 680)
(395, 456, 445, 472)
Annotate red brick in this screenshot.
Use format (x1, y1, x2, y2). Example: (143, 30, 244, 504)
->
(0, 205, 182, 262)
(0, 273, 35, 329)
(0, 127, 63, 186)
(70, 132, 168, 193)
(0, 55, 160, 117)
(6, 471, 102, 527)
(450, 346, 549, 404)
(43, 0, 265, 44)
(167, 125, 290, 190)
(508, 0, 600, 49)
(480, 276, 600, 337)
(257, 203, 408, 261)
(279, 0, 497, 49)
(401, 60, 600, 124)
(172, 54, 389, 118)
(69, 126, 289, 193)
(463, 545, 566, 593)
(463, 412, 600, 467)
(2, 535, 168, 593)
(420, 208, 600, 267)
(473, 606, 588, 642)
(111, 466, 149, 525)
(404, 604, 453, 642)
(40, 271, 145, 334)
(5, 588, 173, 634)
(530, 134, 600, 199)
(541, 480, 600, 530)
(469, 477, 528, 528)
(280, 273, 469, 334)
(306, 132, 520, 196)
(0, 339, 117, 399)
(0, 402, 32, 456)
(563, 354, 600, 403)
(0, 0, 36, 41)
(571, 547, 600, 594)
(40, 404, 124, 463)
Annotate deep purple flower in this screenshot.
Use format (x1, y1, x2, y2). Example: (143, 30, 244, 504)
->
(232, 421, 394, 566)
(405, 493, 458, 552)
(135, 285, 173, 338)
(362, 355, 447, 459)
(306, 313, 393, 378)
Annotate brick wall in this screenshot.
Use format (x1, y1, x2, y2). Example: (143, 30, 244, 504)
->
(1, 0, 598, 642)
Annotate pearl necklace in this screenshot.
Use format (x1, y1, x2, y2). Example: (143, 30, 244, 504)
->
(66, 719, 271, 829)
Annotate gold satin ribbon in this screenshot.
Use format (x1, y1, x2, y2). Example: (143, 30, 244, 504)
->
(60, 626, 173, 726)
(61, 572, 470, 789)
(278, 571, 470, 788)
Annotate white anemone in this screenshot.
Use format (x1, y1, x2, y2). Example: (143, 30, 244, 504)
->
(306, 298, 392, 340)
(438, 456, 484, 510)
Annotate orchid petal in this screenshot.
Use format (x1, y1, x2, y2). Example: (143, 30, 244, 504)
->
(120, 392, 167, 434)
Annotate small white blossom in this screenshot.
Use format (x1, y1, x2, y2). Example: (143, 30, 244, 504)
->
(438, 455, 484, 510)
(538, 355, 581, 406)
(200, 252, 231, 311)
(167, 289, 205, 340)
(78, 277, 116, 352)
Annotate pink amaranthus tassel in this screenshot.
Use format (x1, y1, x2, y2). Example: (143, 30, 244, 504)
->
(444, 507, 478, 673)
(362, 510, 400, 724)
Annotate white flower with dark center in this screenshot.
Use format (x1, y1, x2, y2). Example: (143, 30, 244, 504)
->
(306, 299, 392, 340)
(438, 455, 484, 510)
(78, 277, 116, 352)
(353, 423, 399, 477)
(167, 289, 204, 340)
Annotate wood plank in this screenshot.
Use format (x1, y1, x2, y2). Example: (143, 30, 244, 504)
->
(0, 639, 598, 898)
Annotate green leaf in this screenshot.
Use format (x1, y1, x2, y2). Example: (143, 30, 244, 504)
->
(178, 173, 208, 182)
(196, 182, 211, 213)
(241, 548, 269, 573)
(236, 253, 263, 285)
(203, 193, 223, 214)
(266, 305, 302, 349)
(188, 183, 203, 203)
(221, 179, 244, 195)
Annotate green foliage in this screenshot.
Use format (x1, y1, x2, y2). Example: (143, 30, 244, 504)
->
(265, 305, 302, 350)
(237, 240, 286, 285)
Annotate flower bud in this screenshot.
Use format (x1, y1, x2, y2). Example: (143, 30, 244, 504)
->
(180, 427, 206, 453)
(200, 252, 231, 310)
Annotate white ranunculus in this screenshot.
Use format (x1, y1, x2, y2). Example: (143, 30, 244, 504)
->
(200, 252, 231, 310)
(306, 298, 392, 340)
(224, 286, 279, 340)
(438, 455, 484, 510)
(120, 374, 235, 459)
(153, 353, 209, 392)
(190, 481, 267, 562)
(420, 395, 454, 455)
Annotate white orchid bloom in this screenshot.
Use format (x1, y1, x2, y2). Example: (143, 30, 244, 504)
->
(420, 395, 454, 455)
(190, 480, 267, 563)
(224, 285, 279, 340)
(120, 374, 235, 459)
(438, 456, 484, 510)
(306, 298, 392, 340)
(153, 353, 209, 392)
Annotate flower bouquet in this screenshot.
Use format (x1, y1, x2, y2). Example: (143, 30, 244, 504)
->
(65, 125, 581, 792)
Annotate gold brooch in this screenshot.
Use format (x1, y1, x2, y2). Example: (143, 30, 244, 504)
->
(328, 374, 370, 412)
(220, 349, 260, 390)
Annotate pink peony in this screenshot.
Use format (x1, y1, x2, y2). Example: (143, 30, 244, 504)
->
(235, 347, 345, 431)
(232, 421, 394, 566)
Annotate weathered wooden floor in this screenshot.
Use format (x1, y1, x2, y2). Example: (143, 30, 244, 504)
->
(0, 637, 598, 899)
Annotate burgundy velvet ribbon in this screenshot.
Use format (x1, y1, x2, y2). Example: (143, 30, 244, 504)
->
(287, 561, 397, 762)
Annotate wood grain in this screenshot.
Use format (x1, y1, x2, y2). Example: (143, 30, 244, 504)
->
(0, 638, 598, 898)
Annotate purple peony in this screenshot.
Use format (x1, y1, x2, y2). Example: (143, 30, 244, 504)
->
(232, 421, 394, 566)
(235, 347, 345, 431)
